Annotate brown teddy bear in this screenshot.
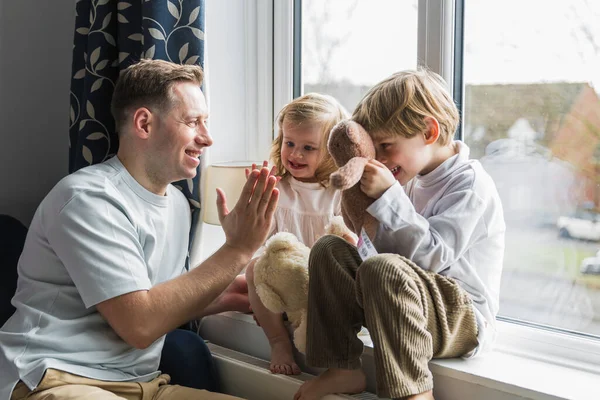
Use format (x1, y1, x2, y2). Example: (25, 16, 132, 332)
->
(328, 119, 378, 240)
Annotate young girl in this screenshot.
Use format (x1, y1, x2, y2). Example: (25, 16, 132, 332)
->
(245, 93, 349, 375)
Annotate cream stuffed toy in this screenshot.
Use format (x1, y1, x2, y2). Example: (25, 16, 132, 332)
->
(253, 216, 353, 353)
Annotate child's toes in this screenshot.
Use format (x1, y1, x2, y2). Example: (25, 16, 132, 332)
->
(270, 362, 300, 375)
(270, 363, 283, 374)
(292, 363, 301, 375)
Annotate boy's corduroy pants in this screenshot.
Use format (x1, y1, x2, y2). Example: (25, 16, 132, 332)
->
(305, 235, 479, 399)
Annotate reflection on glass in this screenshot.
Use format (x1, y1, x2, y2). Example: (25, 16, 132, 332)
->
(464, 0, 600, 336)
(302, 0, 418, 112)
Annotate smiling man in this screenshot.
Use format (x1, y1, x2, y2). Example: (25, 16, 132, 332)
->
(0, 59, 279, 400)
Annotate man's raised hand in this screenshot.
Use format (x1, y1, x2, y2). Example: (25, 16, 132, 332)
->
(216, 166, 279, 256)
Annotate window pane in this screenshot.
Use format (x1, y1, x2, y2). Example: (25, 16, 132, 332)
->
(301, 0, 418, 112)
(463, 0, 600, 336)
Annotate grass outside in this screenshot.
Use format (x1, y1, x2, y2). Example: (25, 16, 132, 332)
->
(504, 233, 600, 289)
(500, 227, 600, 334)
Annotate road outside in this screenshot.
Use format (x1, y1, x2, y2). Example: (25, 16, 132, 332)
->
(500, 223, 600, 336)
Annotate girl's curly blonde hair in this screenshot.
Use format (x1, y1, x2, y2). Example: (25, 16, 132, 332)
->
(271, 93, 349, 186)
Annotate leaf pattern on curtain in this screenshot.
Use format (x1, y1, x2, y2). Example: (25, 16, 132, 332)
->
(69, 0, 205, 215)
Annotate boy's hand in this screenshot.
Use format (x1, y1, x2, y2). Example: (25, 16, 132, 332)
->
(341, 232, 358, 247)
(361, 159, 396, 199)
(217, 167, 280, 256)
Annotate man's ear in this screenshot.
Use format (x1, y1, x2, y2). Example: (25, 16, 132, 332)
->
(423, 116, 440, 145)
(132, 107, 153, 139)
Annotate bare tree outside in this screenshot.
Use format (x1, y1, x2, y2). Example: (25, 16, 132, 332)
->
(302, 0, 418, 112)
(303, 0, 358, 88)
(568, 0, 600, 62)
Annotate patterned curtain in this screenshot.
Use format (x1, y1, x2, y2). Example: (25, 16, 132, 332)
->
(69, 0, 206, 248)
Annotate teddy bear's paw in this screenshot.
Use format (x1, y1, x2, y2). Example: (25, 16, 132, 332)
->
(293, 316, 308, 354)
(325, 216, 350, 236)
(330, 172, 349, 189)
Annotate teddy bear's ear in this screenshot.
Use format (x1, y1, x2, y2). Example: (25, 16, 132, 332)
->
(346, 121, 376, 159)
(345, 120, 362, 143)
(256, 284, 287, 313)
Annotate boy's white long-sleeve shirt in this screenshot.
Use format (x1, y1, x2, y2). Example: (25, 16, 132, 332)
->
(366, 141, 505, 356)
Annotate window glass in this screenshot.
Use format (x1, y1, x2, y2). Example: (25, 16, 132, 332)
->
(301, 0, 418, 113)
(463, 0, 600, 336)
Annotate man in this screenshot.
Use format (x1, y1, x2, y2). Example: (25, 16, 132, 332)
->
(0, 59, 279, 400)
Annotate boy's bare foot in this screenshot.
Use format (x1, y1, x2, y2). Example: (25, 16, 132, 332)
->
(293, 368, 366, 400)
(406, 390, 435, 400)
(269, 338, 301, 375)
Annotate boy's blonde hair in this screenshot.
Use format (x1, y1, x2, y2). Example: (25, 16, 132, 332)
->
(111, 59, 204, 134)
(271, 93, 349, 186)
(352, 68, 459, 145)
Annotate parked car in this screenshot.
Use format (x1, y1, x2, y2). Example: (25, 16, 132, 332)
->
(580, 251, 600, 275)
(557, 210, 600, 241)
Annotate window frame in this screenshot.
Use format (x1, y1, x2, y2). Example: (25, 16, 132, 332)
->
(283, 0, 600, 374)
(199, 0, 600, 392)
(273, 0, 295, 140)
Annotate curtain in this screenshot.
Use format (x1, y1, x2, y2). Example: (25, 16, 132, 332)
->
(69, 0, 206, 252)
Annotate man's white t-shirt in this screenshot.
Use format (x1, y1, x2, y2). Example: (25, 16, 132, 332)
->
(0, 156, 191, 399)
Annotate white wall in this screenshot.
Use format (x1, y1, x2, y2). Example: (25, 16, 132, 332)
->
(0, 0, 75, 226)
(204, 0, 250, 164)
(203, 0, 273, 165)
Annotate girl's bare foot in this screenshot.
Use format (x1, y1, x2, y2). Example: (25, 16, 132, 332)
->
(269, 338, 301, 375)
(293, 368, 366, 400)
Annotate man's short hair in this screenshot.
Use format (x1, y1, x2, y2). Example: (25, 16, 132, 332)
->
(111, 59, 204, 134)
(352, 68, 459, 145)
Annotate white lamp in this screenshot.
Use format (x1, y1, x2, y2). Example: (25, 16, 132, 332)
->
(202, 161, 259, 225)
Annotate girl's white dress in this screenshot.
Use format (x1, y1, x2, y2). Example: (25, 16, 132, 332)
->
(268, 176, 342, 247)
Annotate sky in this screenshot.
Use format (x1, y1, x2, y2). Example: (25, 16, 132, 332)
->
(302, 0, 600, 89)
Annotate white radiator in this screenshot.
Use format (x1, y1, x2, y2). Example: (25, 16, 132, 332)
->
(208, 343, 379, 400)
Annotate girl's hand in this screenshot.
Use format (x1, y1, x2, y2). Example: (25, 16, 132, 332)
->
(245, 161, 280, 181)
(360, 159, 396, 199)
(202, 274, 251, 315)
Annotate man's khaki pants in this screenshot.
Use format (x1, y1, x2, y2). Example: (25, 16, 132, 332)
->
(305, 235, 479, 399)
(10, 369, 243, 400)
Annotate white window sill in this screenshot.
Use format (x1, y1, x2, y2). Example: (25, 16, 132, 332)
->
(199, 312, 598, 400)
(429, 351, 595, 400)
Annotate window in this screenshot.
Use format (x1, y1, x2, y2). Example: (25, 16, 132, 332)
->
(300, 0, 418, 112)
(198, 1, 600, 397)
(462, 0, 600, 339)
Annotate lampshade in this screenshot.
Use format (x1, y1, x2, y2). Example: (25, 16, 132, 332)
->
(202, 161, 259, 225)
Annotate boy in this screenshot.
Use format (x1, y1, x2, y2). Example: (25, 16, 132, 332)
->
(294, 68, 505, 400)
